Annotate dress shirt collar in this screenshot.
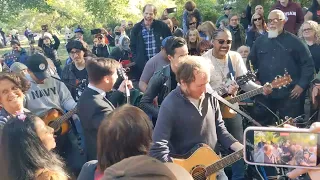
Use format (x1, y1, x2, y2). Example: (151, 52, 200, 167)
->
(88, 83, 106, 97)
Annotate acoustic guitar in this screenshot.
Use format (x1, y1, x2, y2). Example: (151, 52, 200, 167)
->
(221, 73, 292, 119)
(41, 107, 77, 135)
(172, 144, 243, 180)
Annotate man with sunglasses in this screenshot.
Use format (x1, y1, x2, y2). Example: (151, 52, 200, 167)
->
(202, 28, 272, 180)
(271, 0, 303, 34)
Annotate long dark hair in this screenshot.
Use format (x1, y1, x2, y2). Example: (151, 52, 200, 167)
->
(97, 104, 153, 171)
(251, 13, 267, 32)
(0, 113, 67, 180)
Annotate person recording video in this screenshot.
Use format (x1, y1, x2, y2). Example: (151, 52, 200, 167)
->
(92, 33, 110, 58)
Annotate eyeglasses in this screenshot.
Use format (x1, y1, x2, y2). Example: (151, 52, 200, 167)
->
(253, 17, 262, 21)
(215, 39, 232, 45)
(268, 18, 283, 23)
(70, 50, 82, 55)
(128, 24, 133, 26)
(189, 22, 197, 26)
(303, 28, 313, 32)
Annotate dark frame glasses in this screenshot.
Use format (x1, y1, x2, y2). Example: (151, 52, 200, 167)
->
(253, 17, 262, 22)
(215, 39, 232, 45)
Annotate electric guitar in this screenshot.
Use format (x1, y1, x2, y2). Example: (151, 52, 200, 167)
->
(221, 73, 292, 119)
(172, 144, 243, 180)
(41, 107, 77, 135)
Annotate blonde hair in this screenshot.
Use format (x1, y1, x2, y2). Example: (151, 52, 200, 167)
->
(197, 21, 217, 41)
(298, 20, 320, 45)
(185, 29, 201, 49)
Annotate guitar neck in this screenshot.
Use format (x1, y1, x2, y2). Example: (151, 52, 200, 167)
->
(206, 149, 243, 175)
(228, 87, 264, 104)
(54, 108, 77, 129)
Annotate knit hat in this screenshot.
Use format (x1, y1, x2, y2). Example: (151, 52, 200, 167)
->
(10, 62, 27, 73)
(102, 155, 193, 180)
(66, 40, 86, 53)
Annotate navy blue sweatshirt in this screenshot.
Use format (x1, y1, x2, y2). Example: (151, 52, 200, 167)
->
(149, 86, 237, 162)
(248, 31, 314, 98)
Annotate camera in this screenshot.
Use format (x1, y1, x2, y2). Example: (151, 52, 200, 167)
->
(166, 7, 177, 14)
(91, 29, 102, 35)
(41, 25, 48, 32)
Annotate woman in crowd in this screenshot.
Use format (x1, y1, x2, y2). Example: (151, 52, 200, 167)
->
(0, 73, 30, 134)
(197, 21, 216, 41)
(227, 13, 245, 51)
(0, 113, 68, 180)
(92, 34, 110, 58)
(77, 104, 153, 180)
(219, 19, 229, 29)
(185, 29, 201, 55)
(246, 13, 267, 48)
(197, 39, 213, 56)
(298, 20, 320, 73)
(114, 26, 121, 47)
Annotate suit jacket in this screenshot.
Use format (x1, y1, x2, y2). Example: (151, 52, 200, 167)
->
(78, 88, 116, 161)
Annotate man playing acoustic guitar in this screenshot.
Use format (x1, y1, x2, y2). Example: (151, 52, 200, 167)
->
(23, 54, 85, 176)
(202, 28, 272, 180)
(150, 56, 243, 180)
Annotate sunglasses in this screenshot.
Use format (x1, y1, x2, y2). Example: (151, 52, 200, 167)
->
(189, 22, 196, 26)
(253, 17, 262, 21)
(215, 39, 232, 45)
(128, 24, 133, 26)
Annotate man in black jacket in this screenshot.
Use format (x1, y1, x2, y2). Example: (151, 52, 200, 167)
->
(78, 58, 133, 161)
(130, 4, 172, 80)
(139, 37, 188, 124)
(249, 10, 314, 127)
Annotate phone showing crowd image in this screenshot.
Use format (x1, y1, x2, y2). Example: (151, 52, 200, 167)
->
(244, 126, 320, 169)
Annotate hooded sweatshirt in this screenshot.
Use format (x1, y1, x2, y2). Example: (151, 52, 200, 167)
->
(24, 75, 76, 116)
(271, 0, 303, 34)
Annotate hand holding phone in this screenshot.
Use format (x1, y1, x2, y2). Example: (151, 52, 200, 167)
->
(244, 126, 320, 170)
(286, 123, 320, 179)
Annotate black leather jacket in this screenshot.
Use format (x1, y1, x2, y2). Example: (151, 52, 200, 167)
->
(139, 65, 173, 118)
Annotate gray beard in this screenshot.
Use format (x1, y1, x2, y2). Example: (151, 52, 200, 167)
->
(268, 30, 279, 39)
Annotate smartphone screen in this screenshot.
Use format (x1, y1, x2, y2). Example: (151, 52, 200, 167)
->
(245, 128, 320, 168)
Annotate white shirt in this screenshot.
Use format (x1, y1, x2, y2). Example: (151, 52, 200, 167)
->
(202, 49, 261, 92)
(88, 83, 106, 97)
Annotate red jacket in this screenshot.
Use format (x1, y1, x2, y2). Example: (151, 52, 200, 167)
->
(271, 0, 303, 34)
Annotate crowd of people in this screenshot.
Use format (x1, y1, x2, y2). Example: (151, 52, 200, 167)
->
(1, 0, 320, 180)
(254, 139, 317, 168)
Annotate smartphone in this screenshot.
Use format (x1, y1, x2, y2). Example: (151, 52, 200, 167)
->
(91, 29, 102, 35)
(41, 25, 48, 32)
(244, 126, 320, 169)
(166, 7, 177, 14)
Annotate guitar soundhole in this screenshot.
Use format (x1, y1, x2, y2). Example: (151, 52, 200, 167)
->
(191, 166, 207, 180)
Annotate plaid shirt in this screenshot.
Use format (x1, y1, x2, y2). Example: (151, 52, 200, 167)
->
(141, 23, 157, 60)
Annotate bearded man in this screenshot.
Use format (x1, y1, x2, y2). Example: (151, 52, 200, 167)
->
(248, 9, 314, 127)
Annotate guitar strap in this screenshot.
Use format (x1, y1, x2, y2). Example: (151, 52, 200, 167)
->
(228, 54, 235, 77)
(211, 92, 262, 127)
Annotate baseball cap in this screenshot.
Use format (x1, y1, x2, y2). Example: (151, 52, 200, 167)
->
(10, 62, 27, 73)
(102, 155, 193, 180)
(224, 5, 232, 10)
(74, 27, 84, 34)
(25, 54, 49, 80)
(162, 36, 173, 47)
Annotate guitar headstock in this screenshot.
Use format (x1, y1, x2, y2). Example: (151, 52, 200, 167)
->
(236, 71, 257, 86)
(275, 116, 295, 127)
(269, 72, 292, 89)
(117, 63, 128, 80)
